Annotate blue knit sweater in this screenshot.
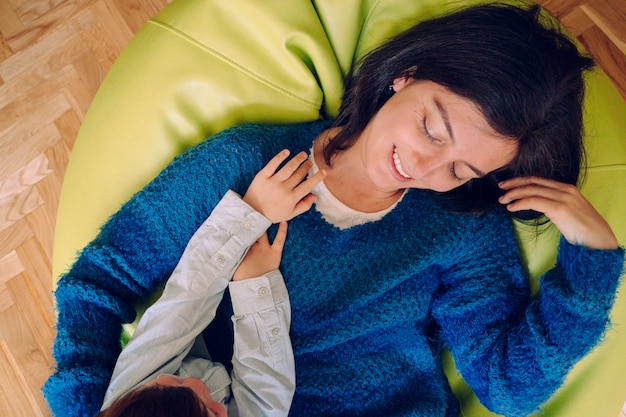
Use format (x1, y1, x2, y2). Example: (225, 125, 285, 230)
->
(44, 121, 624, 417)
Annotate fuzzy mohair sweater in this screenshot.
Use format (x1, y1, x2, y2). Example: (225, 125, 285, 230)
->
(44, 120, 624, 417)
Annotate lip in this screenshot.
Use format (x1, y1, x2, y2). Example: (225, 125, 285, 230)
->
(390, 145, 413, 182)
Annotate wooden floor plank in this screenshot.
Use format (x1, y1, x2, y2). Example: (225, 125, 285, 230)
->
(15, 240, 55, 326)
(581, 0, 626, 54)
(5, 0, 95, 53)
(0, 340, 40, 417)
(0, 251, 23, 286)
(0, 307, 49, 416)
(54, 110, 82, 154)
(0, 17, 80, 81)
(0, 219, 34, 258)
(6, 273, 55, 363)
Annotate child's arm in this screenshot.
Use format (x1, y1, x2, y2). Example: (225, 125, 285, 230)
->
(228, 222, 295, 417)
(102, 150, 322, 409)
(101, 190, 271, 409)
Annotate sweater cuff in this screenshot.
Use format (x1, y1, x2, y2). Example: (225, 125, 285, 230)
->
(557, 237, 625, 295)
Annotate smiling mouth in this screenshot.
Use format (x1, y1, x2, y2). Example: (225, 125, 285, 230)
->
(393, 146, 412, 180)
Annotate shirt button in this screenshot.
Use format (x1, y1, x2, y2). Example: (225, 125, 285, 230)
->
(216, 255, 225, 264)
(271, 328, 280, 337)
(244, 221, 252, 229)
(258, 287, 268, 296)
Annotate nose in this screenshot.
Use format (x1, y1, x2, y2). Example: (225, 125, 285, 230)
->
(410, 148, 447, 178)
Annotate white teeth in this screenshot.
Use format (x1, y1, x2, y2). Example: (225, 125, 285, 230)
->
(393, 147, 412, 179)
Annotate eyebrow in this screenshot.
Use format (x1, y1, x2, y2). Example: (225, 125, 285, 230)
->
(434, 98, 486, 178)
(434, 98, 454, 142)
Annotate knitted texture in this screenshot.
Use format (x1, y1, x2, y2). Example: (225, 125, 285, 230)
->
(44, 121, 624, 417)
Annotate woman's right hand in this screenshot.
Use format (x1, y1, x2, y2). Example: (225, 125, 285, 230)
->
(243, 149, 326, 223)
(499, 176, 619, 250)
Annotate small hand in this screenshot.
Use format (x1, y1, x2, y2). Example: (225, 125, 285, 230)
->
(233, 222, 288, 281)
(499, 177, 618, 250)
(243, 150, 326, 223)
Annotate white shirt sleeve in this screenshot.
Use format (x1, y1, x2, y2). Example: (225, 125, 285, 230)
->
(228, 270, 295, 417)
(101, 190, 271, 409)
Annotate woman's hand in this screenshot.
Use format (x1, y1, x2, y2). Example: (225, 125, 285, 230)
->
(233, 222, 288, 281)
(243, 149, 326, 223)
(499, 177, 618, 250)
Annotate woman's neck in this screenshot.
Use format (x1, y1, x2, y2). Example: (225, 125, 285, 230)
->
(313, 128, 405, 213)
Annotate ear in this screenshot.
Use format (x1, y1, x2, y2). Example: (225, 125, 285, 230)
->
(392, 76, 414, 92)
(393, 66, 417, 92)
(207, 401, 228, 417)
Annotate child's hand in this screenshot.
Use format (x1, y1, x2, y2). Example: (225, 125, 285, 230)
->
(243, 150, 326, 223)
(233, 222, 288, 281)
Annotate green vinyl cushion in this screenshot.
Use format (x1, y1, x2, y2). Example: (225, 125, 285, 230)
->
(53, 0, 626, 416)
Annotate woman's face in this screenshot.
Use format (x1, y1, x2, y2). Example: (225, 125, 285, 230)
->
(356, 79, 518, 193)
(145, 375, 227, 417)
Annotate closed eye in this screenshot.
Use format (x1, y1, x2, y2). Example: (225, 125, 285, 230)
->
(420, 117, 440, 144)
(450, 162, 463, 182)
(422, 117, 463, 182)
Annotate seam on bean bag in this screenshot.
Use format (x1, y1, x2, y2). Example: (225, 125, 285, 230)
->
(146, 18, 322, 110)
(586, 164, 626, 172)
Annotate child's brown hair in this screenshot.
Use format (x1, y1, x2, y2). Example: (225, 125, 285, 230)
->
(96, 385, 212, 417)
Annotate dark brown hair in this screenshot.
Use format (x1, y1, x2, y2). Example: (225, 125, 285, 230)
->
(96, 385, 211, 417)
(328, 3, 594, 220)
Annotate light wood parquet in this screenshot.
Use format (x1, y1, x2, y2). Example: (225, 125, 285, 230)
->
(0, 1, 623, 416)
(0, 1, 170, 416)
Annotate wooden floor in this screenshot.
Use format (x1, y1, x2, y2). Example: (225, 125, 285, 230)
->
(0, 1, 171, 416)
(0, 1, 623, 416)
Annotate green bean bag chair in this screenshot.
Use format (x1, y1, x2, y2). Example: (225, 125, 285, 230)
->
(50, 0, 626, 416)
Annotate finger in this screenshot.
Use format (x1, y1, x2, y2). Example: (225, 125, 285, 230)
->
(259, 149, 291, 177)
(503, 195, 559, 214)
(498, 176, 569, 191)
(294, 169, 327, 196)
(499, 182, 577, 205)
(253, 232, 270, 248)
(284, 159, 314, 188)
(273, 151, 309, 181)
(270, 222, 289, 251)
(291, 194, 318, 217)
(499, 185, 561, 205)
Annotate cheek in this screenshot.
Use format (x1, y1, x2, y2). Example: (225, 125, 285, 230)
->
(188, 379, 212, 399)
(428, 176, 469, 193)
(430, 183, 457, 193)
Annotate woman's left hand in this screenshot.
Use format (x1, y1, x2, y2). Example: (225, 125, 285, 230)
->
(499, 177, 618, 250)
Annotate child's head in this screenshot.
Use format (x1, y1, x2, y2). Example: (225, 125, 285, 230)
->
(97, 376, 227, 417)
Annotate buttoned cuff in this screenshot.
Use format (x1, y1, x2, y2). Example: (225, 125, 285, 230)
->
(207, 190, 272, 247)
(229, 270, 288, 315)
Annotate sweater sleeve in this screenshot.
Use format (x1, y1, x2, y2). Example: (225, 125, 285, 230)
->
(431, 217, 624, 417)
(43, 130, 266, 417)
